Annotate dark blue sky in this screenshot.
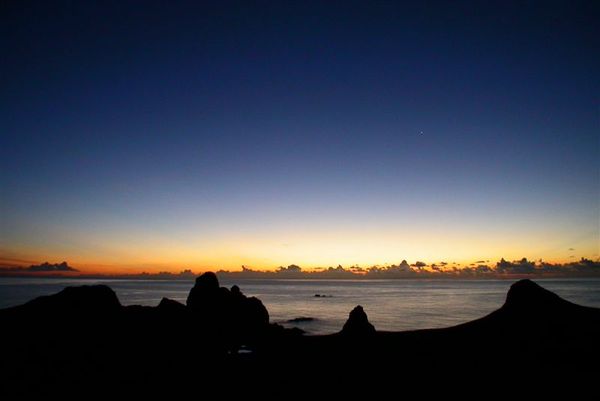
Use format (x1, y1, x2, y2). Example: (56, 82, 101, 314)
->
(1, 1, 598, 271)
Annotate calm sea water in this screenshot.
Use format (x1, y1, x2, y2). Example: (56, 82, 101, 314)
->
(1, 277, 598, 334)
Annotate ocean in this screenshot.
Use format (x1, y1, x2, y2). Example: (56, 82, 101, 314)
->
(1, 277, 598, 334)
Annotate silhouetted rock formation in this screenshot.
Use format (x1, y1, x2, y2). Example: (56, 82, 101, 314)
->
(186, 271, 220, 308)
(185, 272, 269, 347)
(5, 284, 121, 316)
(341, 305, 375, 336)
(1, 277, 598, 396)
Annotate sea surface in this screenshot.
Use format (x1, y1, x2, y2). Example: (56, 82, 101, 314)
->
(1, 277, 599, 334)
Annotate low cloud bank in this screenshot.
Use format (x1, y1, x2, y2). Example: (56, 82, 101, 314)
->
(1, 258, 598, 279)
(0, 261, 78, 273)
(217, 258, 599, 279)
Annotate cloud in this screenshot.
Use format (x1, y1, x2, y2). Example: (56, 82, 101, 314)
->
(277, 264, 302, 273)
(0, 261, 79, 273)
(27, 261, 78, 272)
(455, 264, 493, 275)
(365, 260, 417, 277)
(474, 264, 492, 273)
(567, 257, 600, 273)
(495, 258, 536, 274)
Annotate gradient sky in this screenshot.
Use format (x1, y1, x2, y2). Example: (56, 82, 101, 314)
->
(1, 1, 599, 273)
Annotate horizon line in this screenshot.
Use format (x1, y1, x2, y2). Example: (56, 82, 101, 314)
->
(1, 256, 598, 278)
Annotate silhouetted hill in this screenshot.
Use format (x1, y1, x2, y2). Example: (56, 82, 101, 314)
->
(450, 278, 599, 334)
(2, 284, 120, 316)
(0, 277, 598, 396)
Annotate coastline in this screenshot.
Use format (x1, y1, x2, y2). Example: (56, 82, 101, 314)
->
(1, 274, 599, 396)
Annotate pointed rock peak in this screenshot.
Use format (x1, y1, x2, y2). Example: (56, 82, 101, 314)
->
(505, 279, 563, 309)
(349, 305, 368, 320)
(341, 305, 376, 336)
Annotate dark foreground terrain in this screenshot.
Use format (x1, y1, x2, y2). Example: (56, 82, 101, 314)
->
(1, 274, 599, 396)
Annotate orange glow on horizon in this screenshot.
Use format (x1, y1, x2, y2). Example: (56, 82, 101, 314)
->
(1, 223, 597, 275)
(0, 254, 595, 276)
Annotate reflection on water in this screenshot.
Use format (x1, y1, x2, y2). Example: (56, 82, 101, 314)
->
(1, 277, 598, 334)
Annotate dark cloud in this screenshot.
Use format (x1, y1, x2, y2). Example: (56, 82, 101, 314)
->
(27, 261, 78, 272)
(568, 258, 600, 273)
(365, 260, 416, 277)
(537, 258, 600, 274)
(495, 258, 536, 274)
(0, 261, 79, 273)
(457, 264, 493, 275)
(327, 265, 346, 272)
(318, 264, 356, 278)
(474, 265, 492, 273)
(277, 264, 302, 273)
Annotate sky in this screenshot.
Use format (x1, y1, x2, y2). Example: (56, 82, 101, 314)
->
(1, 1, 599, 273)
